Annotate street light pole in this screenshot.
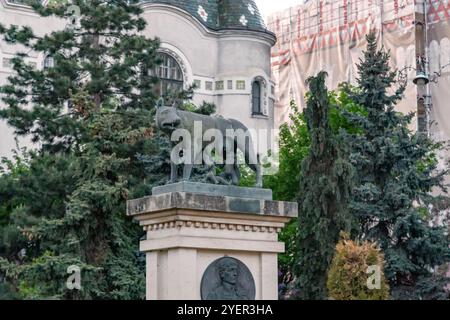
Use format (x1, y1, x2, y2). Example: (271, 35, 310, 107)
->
(413, 0, 432, 137)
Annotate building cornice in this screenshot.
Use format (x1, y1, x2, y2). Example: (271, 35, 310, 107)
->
(144, 219, 282, 234)
(1, 2, 277, 46)
(218, 29, 276, 46)
(0, 0, 38, 13)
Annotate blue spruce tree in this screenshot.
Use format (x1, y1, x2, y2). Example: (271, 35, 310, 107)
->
(347, 32, 450, 299)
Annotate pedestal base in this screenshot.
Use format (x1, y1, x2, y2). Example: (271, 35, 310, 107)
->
(127, 182, 297, 300)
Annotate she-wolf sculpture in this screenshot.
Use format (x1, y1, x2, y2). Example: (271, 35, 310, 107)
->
(155, 100, 262, 188)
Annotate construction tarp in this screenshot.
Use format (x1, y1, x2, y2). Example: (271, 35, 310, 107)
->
(267, 0, 419, 129)
(426, 0, 450, 147)
(268, 0, 450, 192)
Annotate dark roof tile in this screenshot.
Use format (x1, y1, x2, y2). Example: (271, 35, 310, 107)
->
(142, 0, 267, 32)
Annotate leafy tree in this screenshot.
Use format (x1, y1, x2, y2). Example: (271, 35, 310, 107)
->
(0, 0, 163, 299)
(265, 86, 366, 202)
(258, 87, 365, 299)
(327, 232, 390, 300)
(294, 72, 355, 300)
(264, 101, 310, 202)
(346, 32, 450, 299)
(261, 101, 309, 298)
(267, 86, 366, 299)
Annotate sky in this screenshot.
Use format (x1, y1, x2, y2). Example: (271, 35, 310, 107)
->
(255, 0, 303, 19)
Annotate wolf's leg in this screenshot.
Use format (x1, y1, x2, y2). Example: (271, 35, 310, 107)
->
(223, 164, 239, 185)
(231, 164, 240, 186)
(183, 164, 194, 181)
(169, 162, 178, 184)
(255, 160, 262, 188)
(240, 139, 262, 188)
(248, 161, 262, 188)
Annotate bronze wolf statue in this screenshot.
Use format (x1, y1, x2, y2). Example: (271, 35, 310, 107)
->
(155, 100, 262, 188)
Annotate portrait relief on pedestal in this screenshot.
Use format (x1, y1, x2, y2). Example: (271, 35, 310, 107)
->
(201, 256, 256, 300)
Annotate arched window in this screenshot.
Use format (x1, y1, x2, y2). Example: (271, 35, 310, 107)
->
(43, 55, 54, 69)
(150, 52, 184, 97)
(252, 80, 262, 115)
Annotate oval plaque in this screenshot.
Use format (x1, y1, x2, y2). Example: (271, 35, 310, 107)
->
(201, 256, 256, 300)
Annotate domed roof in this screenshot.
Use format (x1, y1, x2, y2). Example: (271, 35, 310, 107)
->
(142, 0, 267, 32)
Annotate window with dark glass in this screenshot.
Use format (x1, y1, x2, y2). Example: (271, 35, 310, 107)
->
(43, 55, 54, 69)
(252, 80, 262, 115)
(149, 53, 184, 97)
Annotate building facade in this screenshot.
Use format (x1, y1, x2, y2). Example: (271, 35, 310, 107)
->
(0, 0, 63, 157)
(0, 0, 277, 158)
(267, 0, 450, 150)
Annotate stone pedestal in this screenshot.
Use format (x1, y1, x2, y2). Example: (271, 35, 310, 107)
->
(127, 182, 297, 300)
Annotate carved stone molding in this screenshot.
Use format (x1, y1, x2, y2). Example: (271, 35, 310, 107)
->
(144, 220, 282, 234)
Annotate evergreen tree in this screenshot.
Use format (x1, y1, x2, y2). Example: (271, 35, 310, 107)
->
(0, 0, 162, 299)
(294, 72, 355, 300)
(347, 32, 450, 299)
(266, 89, 365, 299)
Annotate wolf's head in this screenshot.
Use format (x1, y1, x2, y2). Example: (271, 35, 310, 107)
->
(155, 99, 182, 133)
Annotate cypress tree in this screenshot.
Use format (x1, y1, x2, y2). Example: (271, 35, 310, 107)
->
(294, 72, 354, 300)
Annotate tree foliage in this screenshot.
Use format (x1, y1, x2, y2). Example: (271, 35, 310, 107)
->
(266, 87, 366, 299)
(294, 72, 355, 300)
(0, 0, 163, 299)
(274, 33, 450, 301)
(265, 85, 366, 203)
(327, 233, 390, 300)
(345, 32, 450, 299)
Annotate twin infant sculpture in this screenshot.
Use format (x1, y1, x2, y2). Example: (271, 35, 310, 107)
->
(155, 99, 262, 188)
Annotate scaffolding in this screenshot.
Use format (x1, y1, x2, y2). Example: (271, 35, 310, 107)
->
(267, 0, 450, 142)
